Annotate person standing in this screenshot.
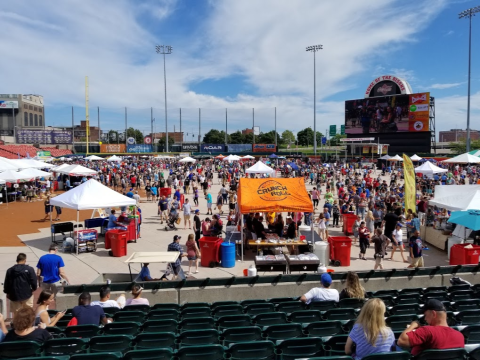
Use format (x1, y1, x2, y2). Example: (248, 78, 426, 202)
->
(193, 210, 201, 247)
(371, 229, 388, 270)
(358, 222, 370, 261)
(167, 235, 186, 280)
(4, 253, 38, 312)
(182, 198, 192, 229)
(206, 191, 213, 215)
(185, 234, 200, 275)
(36, 244, 70, 295)
(54, 206, 62, 221)
(408, 230, 424, 268)
(390, 223, 407, 263)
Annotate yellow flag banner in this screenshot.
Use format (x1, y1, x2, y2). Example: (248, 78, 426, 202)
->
(403, 153, 416, 213)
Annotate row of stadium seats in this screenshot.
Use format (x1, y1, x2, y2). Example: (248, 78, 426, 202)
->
(40, 147, 73, 157)
(0, 145, 72, 159)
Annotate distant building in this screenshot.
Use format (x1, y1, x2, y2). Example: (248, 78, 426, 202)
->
(439, 129, 480, 142)
(242, 128, 253, 135)
(73, 121, 100, 142)
(148, 132, 183, 143)
(0, 94, 44, 137)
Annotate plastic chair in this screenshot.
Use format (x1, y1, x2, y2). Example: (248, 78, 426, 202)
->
(276, 337, 324, 360)
(113, 310, 146, 323)
(423, 291, 448, 302)
(244, 303, 275, 316)
(300, 357, 352, 360)
(43, 338, 88, 356)
(303, 321, 344, 337)
(123, 348, 173, 360)
(45, 326, 65, 338)
(68, 353, 123, 360)
(448, 284, 472, 292)
(276, 301, 307, 313)
(386, 315, 419, 331)
(461, 324, 480, 344)
(141, 319, 178, 333)
(388, 304, 422, 316)
(456, 309, 480, 326)
(396, 294, 421, 305)
(151, 303, 181, 311)
(322, 308, 357, 321)
(373, 289, 399, 297)
(177, 329, 220, 347)
(341, 319, 356, 333)
(253, 312, 288, 326)
(122, 304, 151, 312)
(89, 335, 133, 353)
(211, 301, 239, 310)
(240, 299, 268, 307)
(371, 295, 396, 307)
(322, 335, 349, 356)
(217, 315, 252, 329)
(268, 297, 297, 304)
(221, 326, 263, 346)
(424, 286, 447, 293)
(146, 309, 179, 321)
(453, 299, 480, 312)
(449, 290, 475, 302)
(134, 332, 176, 350)
(308, 300, 337, 312)
(212, 305, 244, 319)
(469, 346, 480, 360)
(362, 351, 411, 360)
(228, 340, 275, 360)
(64, 324, 100, 338)
(0, 341, 42, 359)
(182, 302, 211, 309)
(100, 307, 121, 315)
(412, 348, 467, 360)
(181, 307, 212, 319)
(102, 321, 141, 336)
(338, 298, 365, 309)
(398, 287, 423, 295)
(288, 310, 322, 324)
(180, 317, 216, 332)
(176, 344, 225, 360)
(262, 323, 303, 341)
(18, 357, 69, 360)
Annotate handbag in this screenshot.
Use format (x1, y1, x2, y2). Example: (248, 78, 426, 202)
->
(175, 217, 182, 225)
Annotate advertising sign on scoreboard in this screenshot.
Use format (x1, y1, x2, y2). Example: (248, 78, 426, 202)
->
(227, 144, 252, 153)
(100, 144, 126, 153)
(252, 144, 276, 153)
(201, 144, 225, 153)
(127, 144, 152, 153)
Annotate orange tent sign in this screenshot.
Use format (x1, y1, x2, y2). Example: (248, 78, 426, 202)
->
(237, 178, 313, 213)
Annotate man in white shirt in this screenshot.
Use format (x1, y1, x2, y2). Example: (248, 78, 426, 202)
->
(90, 286, 125, 309)
(182, 198, 192, 229)
(300, 273, 339, 304)
(133, 191, 141, 206)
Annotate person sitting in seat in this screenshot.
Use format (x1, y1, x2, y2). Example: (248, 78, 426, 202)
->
(72, 292, 111, 325)
(90, 286, 125, 308)
(4, 306, 50, 343)
(397, 299, 464, 356)
(137, 263, 160, 282)
(125, 284, 149, 306)
(339, 272, 366, 300)
(300, 273, 339, 304)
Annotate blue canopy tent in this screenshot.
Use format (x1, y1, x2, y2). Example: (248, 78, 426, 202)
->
(288, 162, 299, 171)
(269, 154, 278, 158)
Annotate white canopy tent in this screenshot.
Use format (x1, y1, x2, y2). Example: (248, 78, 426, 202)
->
(379, 155, 391, 160)
(410, 154, 423, 161)
(13, 159, 56, 169)
(414, 161, 448, 178)
(223, 155, 241, 161)
(241, 155, 255, 160)
(52, 163, 71, 172)
(442, 153, 480, 164)
(178, 156, 196, 163)
(0, 157, 19, 171)
(0, 170, 33, 182)
(388, 155, 403, 161)
(429, 185, 480, 211)
(55, 165, 97, 177)
(85, 155, 104, 161)
(18, 168, 52, 179)
(107, 155, 122, 162)
(50, 179, 137, 255)
(245, 161, 275, 175)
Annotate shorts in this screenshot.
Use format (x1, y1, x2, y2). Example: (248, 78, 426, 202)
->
(187, 256, 197, 261)
(184, 214, 191, 220)
(10, 295, 34, 312)
(171, 264, 182, 275)
(375, 256, 383, 267)
(207, 203, 212, 209)
(42, 281, 63, 295)
(418, 212, 425, 222)
(229, 203, 235, 210)
(410, 256, 424, 267)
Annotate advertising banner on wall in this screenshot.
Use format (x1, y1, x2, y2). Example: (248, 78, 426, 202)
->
(127, 144, 152, 153)
(201, 144, 225, 153)
(0, 101, 18, 109)
(181, 144, 200, 152)
(100, 144, 126, 153)
(16, 130, 73, 144)
(408, 92, 430, 132)
(252, 144, 276, 153)
(227, 144, 252, 153)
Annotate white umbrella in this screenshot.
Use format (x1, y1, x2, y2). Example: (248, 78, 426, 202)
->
(18, 168, 52, 179)
(410, 154, 423, 161)
(85, 155, 104, 161)
(179, 156, 196, 163)
(442, 153, 480, 164)
(107, 155, 122, 162)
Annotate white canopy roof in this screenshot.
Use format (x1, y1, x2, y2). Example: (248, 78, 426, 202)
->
(429, 185, 480, 211)
(50, 179, 136, 210)
(0, 179, 5, 185)
(379, 155, 391, 160)
(107, 155, 122, 162)
(410, 154, 423, 161)
(12, 159, 56, 169)
(223, 155, 241, 161)
(179, 156, 196, 163)
(85, 155, 104, 161)
(442, 153, 480, 164)
(414, 161, 448, 176)
(241, 155, 255, 159)
(53, 163, 71, 172)
(0, 157, 19, 171)
(18, 168, 52, 179)
(388, 155, 403, 161)
(0, 170, 33, 182)
(55, 164, 98, 176)
(246, 161, 275, 174)
(125, 251, 180, 264)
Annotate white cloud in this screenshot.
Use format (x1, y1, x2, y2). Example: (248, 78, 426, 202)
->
(430, 82, 463, 90)
(435, 91, 480, 133)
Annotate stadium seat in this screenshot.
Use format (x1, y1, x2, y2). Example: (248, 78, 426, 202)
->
(303, 321, 344, 337)
(300, 357, 353, 360)
(469, 346, 480, 360)
(123, 348, 173, 360)
(151, 303, 181, 311)
(276, 337, 324, 360)
(448, 284, 472, 292)
(134, 332, 176, 350)
(338, 298, 365, 309)
(180, 317, 216, 332)
(221, 326, 263, 346)
(453, 299, 480, 312)
(228, 340, 275, 360)
(0, 341, 42, 359)
(240, 299, 268, 306)
(423, 291, 448, 302)
(69, 352, 125, 360)
(122, 304, 151, 312)
(252, 312, 288, 326)
(322, 308, 357, 321)
(322, 335, 349, 356)
(43, 338, 88, 356)
(268, 297, 297, 304)
(178, 329, 220, 346)
(386, 315, 419, 331)
(395, 294, 421, 305)
(55, 319, 72, 328)
(64, 324, 100, 338)
(262, 323, 303, 341)
(456, 310, 480, 326)
(412, 348, 467, 360)
(388, 304, 422, 316)
(176, 344, 226, 360)
(217, 315, 252, 329)
(424, 286, 447, 293)
(371, 295, 396, 307)
(449, 290, 475, 302)
(341, 319, 356, 333)
(308, 300, 337, 312)
(45, 326, 64, 338)
(19, 357, 69, 360)
(113, 310, 146, 323)
(182, 302, 210, 309)
(288, 310, 322, 324)
(212, 305, 244, 319)
(211, 301, 239, 310)
(99, 307, 120, 315)
(146, 309, 179, 321)
(362, 351, 411, 360)
(398, 288, 423, 295)
(244, 303, 275, 316)
(276, 301, 307, 313)
(461, 325, 480, 344)
(181, 307, 211, 319)
(102, 321, 141, 336)
(89, 335, 133, 353)
(141, 319, 178, 333)
(373, 290, 399, 297)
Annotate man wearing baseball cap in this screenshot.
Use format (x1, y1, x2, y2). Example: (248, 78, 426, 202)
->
(167, 235, 186, 280)
(397, 299, 464, 355)
(300, 273, 339, 304)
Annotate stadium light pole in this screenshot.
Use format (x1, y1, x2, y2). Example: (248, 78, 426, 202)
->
(459, 6, 480, 152)
(156, 45, 172, 153)
(306, 44, 323, 156)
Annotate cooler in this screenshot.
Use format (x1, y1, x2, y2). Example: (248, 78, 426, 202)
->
(107, 229, 128, 257)
(312, 241, 330, 267)
(221, 242, 236, 268)
(160, 188, 172, 197)
(450, 244, 480, 265)
(342, 214, 357, 235)
(199, 236, 222, 267)
(328, 236, 353, 266)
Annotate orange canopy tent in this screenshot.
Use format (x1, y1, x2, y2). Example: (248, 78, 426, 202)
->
(215, 154, 225, 159)
(237, 177, 313, 214)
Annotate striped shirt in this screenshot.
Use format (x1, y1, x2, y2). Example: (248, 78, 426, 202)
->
(348, 324, 395, 360)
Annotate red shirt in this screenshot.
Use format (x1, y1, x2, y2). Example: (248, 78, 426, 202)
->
(407, 326, 464, 356)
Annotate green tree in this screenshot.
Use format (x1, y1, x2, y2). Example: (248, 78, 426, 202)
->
(126, 127, 144, 144)
(257, 130, 281, 144)
(229, 131, 244, 144)
(449, 140, 480, 154)
(243, 133, 253, 144)
(329, 134, 347, 146)
(203, 129, 229, 144)
(297, 127, 323, 147)
(282, 130, 296, 145)
(157, 136, 174, 147)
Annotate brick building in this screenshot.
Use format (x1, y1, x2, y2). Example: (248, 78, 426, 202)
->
(73, 121, 100, 142)
(242, 128, 253, 135)
(439, 129, 480, 142)
(148, 132, 183, 143)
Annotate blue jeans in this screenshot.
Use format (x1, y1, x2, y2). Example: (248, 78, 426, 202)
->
(358, 207, 366, 218)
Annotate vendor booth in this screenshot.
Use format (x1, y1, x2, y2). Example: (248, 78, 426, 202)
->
(245, 161, 275, 176)
(50, 179, 137, 255)
(414, 161, 447, 178)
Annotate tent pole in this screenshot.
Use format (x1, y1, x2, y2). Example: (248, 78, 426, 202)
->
(76, 210, 79, 255)
(241, 215, 244, 262)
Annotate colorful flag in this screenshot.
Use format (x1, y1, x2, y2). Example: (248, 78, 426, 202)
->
(403, 153, 416, 213)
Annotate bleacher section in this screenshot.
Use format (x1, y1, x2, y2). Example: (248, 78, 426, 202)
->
(4, 283, 480, 360)
(0, 145, 72, 159)
(41, 147, 73, 157)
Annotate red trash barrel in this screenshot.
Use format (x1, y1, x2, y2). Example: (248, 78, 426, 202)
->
(450, 244, 480, 265)
(160, 188, 172, 197)
(343, 214, 357, 235)
(328, 236, 352, 266)
(199, 236, 222, 267)
(109, 229, 128, 257)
